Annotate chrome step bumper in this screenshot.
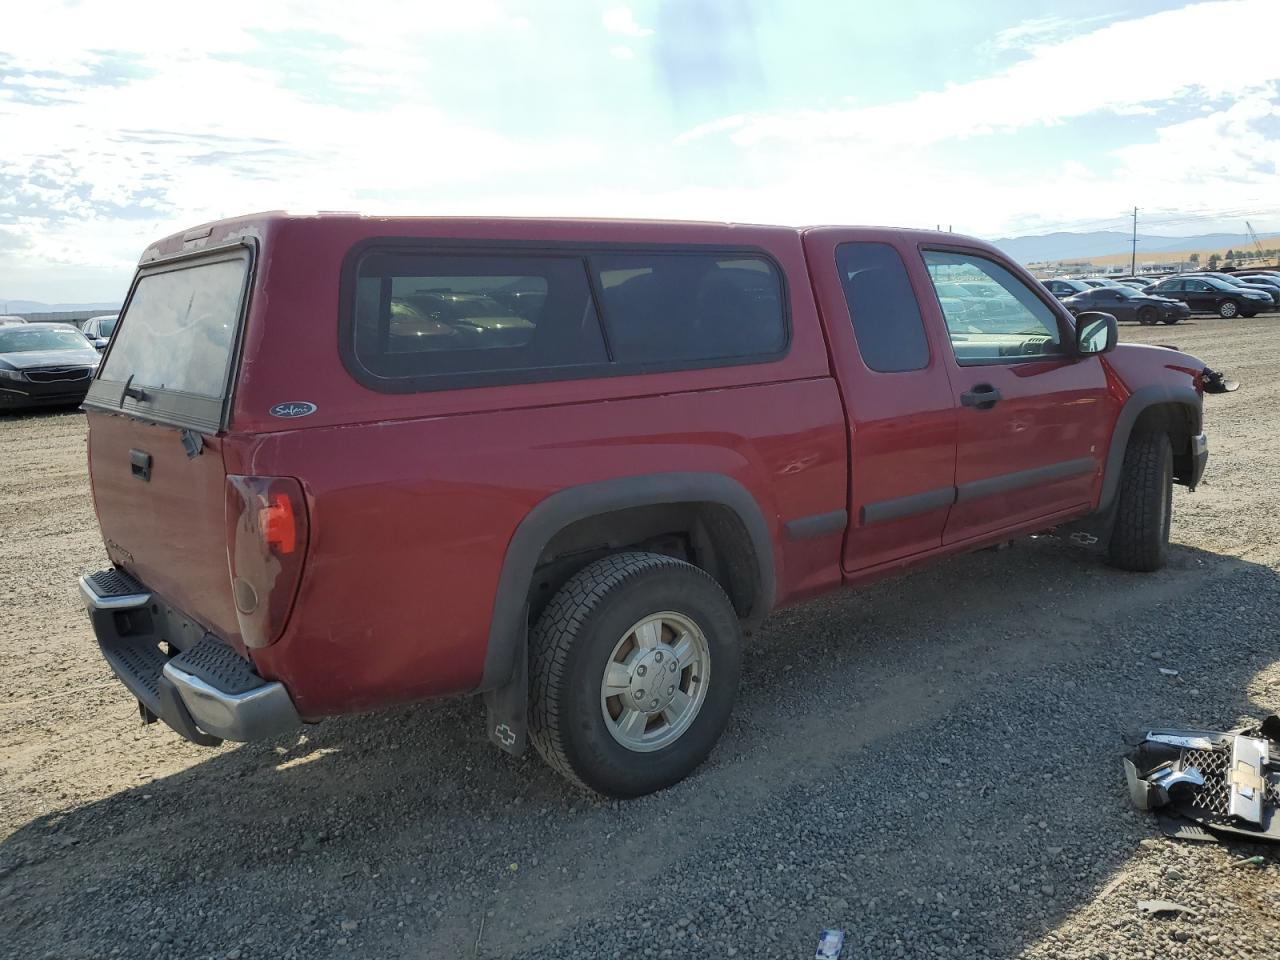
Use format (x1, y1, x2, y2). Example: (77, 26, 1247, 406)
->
(80, 569, 300, 745)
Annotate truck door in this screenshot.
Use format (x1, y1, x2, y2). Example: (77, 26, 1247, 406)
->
(802, 230, 958, 573)
(913, 245, 1119, 545)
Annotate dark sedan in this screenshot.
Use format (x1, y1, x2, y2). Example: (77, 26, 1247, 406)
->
(1041, 278, 1095, 299)
(1142, 275, 1273, 318)
(0, 324, 101, 411)
(1193, 272, 1280, 307)
(1233, 274, 1280, 303)
(1061, 286, 1191, 325)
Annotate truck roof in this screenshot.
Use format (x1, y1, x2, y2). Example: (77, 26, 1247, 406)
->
(141, 211, 978, 264)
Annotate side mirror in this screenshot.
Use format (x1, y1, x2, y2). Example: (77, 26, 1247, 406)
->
(1075, 311, 1117, 356)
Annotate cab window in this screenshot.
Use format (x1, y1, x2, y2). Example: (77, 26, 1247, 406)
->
(922, 250, 1063, 365)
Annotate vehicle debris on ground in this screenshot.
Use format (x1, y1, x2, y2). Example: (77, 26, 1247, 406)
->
(1124, 715, 1280, 842)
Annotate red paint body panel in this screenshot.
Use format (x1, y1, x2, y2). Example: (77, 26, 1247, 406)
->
(246, 377, 847, 716)
(84, 214, 1207, 723)
(802, 228, 960, 571)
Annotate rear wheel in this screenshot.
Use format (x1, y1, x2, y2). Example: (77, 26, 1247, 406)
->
(1160, 316, 1180, 325)
(529, 552, 741, 797)
(1137, 307, 1158, 326)
(1107, 432, 1172, 572)
(1219, 300, 1239, 318)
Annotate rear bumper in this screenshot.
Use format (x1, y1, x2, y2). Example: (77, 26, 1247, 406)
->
(80, 569, 300, 745)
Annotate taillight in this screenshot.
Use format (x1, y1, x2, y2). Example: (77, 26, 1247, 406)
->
(226, 476, 309, 649)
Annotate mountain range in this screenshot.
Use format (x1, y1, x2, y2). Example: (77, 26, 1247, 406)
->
(0, 299, 121, 315)
(989, 231, 1279, 264)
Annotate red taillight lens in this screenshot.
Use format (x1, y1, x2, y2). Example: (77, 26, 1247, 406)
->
(226, 476, 309, 649)
(259, 492, 298, 555)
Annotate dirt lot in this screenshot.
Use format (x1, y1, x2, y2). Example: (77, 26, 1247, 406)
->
(2, 316, 1279, 960)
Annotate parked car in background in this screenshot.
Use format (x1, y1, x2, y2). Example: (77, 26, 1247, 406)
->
(1041, 278, 1095, 299)
(0, 323, 101, 410)
(1144, 276, 1272, 318)
(0, 315, 27, 325)
(1235, 274, 1280, 300)
(80, 314, 118, 350)
(1115, 279, 1154, 291)
(1060, 286, 1190, 325)
(1194, 272, 1280, 307)
(77, 212, 1211, 797)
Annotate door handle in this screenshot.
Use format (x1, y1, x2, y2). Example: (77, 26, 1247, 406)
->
(961, 384, 1001, 410)
(130, 449, 152, 482)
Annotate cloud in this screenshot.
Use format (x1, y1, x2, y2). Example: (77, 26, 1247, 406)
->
(681, 0, 1280, 150)
(2, 0, 1279, 301)
(602, 6, 654, 38)
(986, 14, 1115, 53)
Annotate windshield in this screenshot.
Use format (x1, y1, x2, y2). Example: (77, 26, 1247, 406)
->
(101, 253, 248, 398)
(0, 326, 93, 353)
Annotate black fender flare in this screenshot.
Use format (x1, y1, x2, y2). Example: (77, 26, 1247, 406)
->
(478, 472, 777, 691)
(1098, 384, 1202, 513)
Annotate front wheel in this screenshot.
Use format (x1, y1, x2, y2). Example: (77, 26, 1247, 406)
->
(529, 552, 741, 797)
(1107, 432, 1172, 572)
(1219, 300, 1239, 318)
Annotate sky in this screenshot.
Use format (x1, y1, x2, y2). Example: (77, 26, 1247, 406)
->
(1, 0, 1279, 303)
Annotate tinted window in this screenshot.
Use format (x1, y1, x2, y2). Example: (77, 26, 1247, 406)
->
(922, 250, 1063, 365)
(592, 253, 785, 364)
(834, 242, 929, 372)
(351, 253, 607, 381)
(101, 253, 248, 398)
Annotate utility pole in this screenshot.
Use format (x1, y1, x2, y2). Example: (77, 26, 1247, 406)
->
(1130, 207, 1138, 276)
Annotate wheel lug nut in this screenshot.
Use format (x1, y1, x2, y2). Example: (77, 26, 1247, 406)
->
(635, 689, 645, 699)
(668, 685, 675, 695)
(669, 662, 676, 672)
(637, 665, 647, 677)
(650, 699, 659, 709)
(655, 652, 663, 662)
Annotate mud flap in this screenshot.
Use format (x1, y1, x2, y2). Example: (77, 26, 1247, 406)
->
(1057, 498, 1117, 554)
(483, 610, 529, 757)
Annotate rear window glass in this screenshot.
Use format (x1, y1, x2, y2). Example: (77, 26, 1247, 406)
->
(352, 253, 607, 380)
(834, 242, 929, 372)
(101, 254, 248, 398)
(591, 253, 786, 364)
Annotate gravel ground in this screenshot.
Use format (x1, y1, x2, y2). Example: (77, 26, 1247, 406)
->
(2, 314, 1279, 960)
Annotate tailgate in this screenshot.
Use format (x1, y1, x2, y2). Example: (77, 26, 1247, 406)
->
(87, 413, 239, 640)
(84, 242, 253, 642)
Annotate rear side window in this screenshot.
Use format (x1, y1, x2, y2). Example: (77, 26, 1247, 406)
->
(834, 242, 929, 372)
(592, 253, 786, 364)
(101, 254, 247, 398)
(351, 253, 606, 382)
(343, 245, 789, 391)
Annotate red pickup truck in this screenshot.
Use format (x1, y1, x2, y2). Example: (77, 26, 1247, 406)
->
(79, 214, 1209, 797)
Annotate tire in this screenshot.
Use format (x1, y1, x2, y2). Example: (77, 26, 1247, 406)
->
(529, 551, 742, 797)
(1137, 307, 1158, 326)
(1219, 300, 1239, 318)
(1161, 316, 1180, 325)
(1107, 432, 1173, 572)
(1243, 311, 1257, 319)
